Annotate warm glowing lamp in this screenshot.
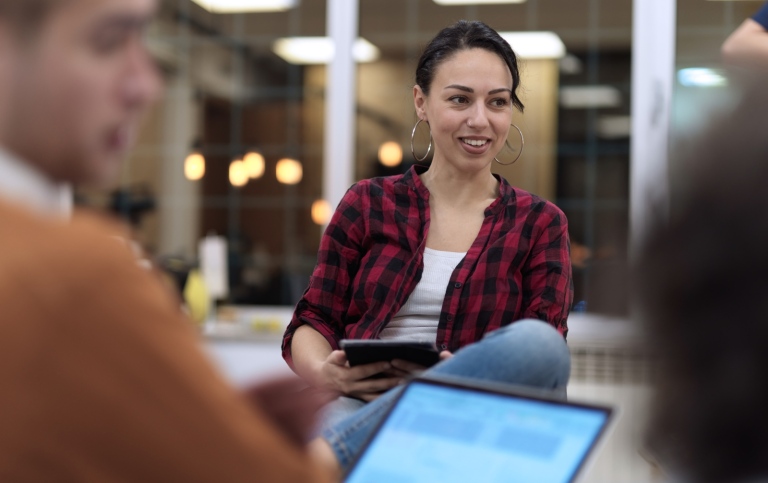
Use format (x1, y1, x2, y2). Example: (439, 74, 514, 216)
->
(311, 199, 332, 225)
(276, 158, 302, 185)
(244, 151, 265, 179)
(184, 152, 206, 181)
(378, 141, 403, 167)
(229, 159, 248, 187)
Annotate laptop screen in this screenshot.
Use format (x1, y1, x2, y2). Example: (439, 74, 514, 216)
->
(345, 378, 612, 483)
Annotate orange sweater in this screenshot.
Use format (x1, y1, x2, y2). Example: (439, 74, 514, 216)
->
(0, 201, 332, 483)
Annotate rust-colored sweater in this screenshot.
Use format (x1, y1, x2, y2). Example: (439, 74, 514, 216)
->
(0, 201, 331, 483)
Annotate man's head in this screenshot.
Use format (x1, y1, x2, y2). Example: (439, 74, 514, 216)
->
(0, 0, 161, 187)
(636, 84, 768, 483)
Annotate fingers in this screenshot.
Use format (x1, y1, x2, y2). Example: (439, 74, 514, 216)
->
(439, 350, 454, 361)
(326, 350, 348, 366)
(347, 360, 392, 381)
(359, 392, 383, 402)
(348, 375, 401, 394)
(390, 359, 427, 374)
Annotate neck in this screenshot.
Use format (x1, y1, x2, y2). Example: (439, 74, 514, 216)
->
(419, 159, 498, 207)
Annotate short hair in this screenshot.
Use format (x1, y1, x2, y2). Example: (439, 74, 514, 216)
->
(415, 20, 524, 113)
(636, 82, 768, 483)
(0, 0, 61, 37)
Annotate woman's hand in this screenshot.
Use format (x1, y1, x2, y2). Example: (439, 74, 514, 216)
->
(317, 350, 403, 402)
(389, 350, 454, 378)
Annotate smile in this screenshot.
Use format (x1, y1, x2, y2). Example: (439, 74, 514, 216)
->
(461, 138, 489, 147)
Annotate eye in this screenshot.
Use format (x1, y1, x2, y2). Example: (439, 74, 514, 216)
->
(92, 34, 128, 54)
(90, 26, 132, 55)
(448, 95, 469, 105)
(490, 98, 510, 108)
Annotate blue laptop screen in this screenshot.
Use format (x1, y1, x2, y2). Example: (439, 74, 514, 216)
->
(345, 381, 609, 483)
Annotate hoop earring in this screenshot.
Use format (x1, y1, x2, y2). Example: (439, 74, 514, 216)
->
(410, 119, 432, 162)
(494, 123, 524, 166)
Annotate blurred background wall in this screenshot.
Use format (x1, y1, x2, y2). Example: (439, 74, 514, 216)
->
(78, 0, 762, 316)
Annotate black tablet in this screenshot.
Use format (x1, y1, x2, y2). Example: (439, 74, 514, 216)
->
(340, 339, 440, 368)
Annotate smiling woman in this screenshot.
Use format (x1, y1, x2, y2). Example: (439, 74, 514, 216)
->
(282, 20, 574, 474)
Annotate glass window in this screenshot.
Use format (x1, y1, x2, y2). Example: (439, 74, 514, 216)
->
(92, 0, 636, 316)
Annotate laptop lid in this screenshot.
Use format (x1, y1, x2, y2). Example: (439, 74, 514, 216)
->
(344, 376, 613, 483)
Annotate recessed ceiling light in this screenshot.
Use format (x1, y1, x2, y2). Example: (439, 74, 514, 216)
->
(677, 68, 728, 87)
(560, 86, 622, 109)
(190, 0, 298, 13)
(498, 31, 566, 59)
(272, 37, 380, 65)
(433, 0, 525, 5)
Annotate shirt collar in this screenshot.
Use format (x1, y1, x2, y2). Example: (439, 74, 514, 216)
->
(401, 164, 514, 215)
(0, 147, 72, 219)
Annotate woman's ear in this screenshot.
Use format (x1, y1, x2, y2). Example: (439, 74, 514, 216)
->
(413, 84, 427, 121)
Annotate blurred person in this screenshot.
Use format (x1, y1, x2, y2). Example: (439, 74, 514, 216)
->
(0, 0, 334, 481)
(722, 1, 768, 69)
(636, 83, 768, 483)
(283, 20, 572, 473)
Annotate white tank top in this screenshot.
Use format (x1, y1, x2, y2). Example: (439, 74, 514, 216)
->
(379, 247, 466, 342)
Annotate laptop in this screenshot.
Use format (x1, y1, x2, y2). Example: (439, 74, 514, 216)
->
(344, 376, 614, 483)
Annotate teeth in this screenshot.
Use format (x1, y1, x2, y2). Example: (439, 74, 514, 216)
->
(463, 139, 488, 147)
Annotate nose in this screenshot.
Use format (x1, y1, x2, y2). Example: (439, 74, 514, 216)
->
(467, 103, 489, 129)
(121, 39, 164, 109)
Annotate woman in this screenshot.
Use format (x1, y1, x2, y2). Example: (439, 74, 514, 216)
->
(282, 20, 573, 472)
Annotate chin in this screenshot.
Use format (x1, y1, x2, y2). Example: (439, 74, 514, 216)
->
(76, 157, 124, 188)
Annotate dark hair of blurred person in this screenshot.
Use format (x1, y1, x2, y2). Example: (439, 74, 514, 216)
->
(636, 83, 768, 483)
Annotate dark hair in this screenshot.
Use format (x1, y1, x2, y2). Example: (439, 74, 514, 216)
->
(415, 20, 524, 113)
(0, 0, 60, 37)
(636, 82, 768, 483)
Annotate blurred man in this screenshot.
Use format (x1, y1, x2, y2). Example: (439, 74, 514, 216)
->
(722, 1, 768, 69)
(636, 84, 768, 483)
(0, 1, 333, 481)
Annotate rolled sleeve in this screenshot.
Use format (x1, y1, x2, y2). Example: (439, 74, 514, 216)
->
(520, 208, 573, 338)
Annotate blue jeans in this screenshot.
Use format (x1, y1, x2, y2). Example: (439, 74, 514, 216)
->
(318, 319, 571, 471)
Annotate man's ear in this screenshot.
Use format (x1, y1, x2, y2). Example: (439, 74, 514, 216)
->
(413, 84, 427, 121)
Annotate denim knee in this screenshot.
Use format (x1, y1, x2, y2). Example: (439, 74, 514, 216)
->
(433, 318, 571, 391)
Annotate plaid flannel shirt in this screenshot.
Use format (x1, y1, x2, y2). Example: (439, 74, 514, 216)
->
(282, 165, 572, 369)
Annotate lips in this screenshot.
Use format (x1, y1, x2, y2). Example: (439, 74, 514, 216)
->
(459, 136, 492, 154)
(106, 124, 135, 153)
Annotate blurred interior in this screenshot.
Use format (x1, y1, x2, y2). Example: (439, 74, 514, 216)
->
(76, 0, 760, 317)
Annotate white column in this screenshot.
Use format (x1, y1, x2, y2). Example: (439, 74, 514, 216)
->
(630, 0, 676, 254)
(323, 0, 359, 213)
(159, 77, 200, 257)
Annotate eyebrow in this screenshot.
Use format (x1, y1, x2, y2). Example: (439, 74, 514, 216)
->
(444, 84, 512, 95)
(91, 14, 152, 35)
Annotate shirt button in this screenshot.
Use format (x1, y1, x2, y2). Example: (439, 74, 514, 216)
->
(441, 344, 448, 350)
(454, 282, 462, 288)
(446, 314, 453, 321)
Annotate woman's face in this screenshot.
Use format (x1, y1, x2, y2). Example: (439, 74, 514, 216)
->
(414, 48, 514, 174)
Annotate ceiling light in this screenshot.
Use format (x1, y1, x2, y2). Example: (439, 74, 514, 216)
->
(311, 199, 332, 225)
(378, 141, 403, 167)
(498, 31, 565, 59)
(272, 37, 380, 65)
(184, 152, 205, 181)
(559, 86, 622, 109)
(229, 159, 249, 187)
(276, 158, 302, 185)
(190, 0, 298, 13)
(243, 151, 265, 179)
(677, 68, 728, 87)
(433, 0, 525, 5)
(597, 115, 631, 139)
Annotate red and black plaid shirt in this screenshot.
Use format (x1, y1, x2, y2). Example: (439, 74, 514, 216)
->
(282, 165, 572, 369)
